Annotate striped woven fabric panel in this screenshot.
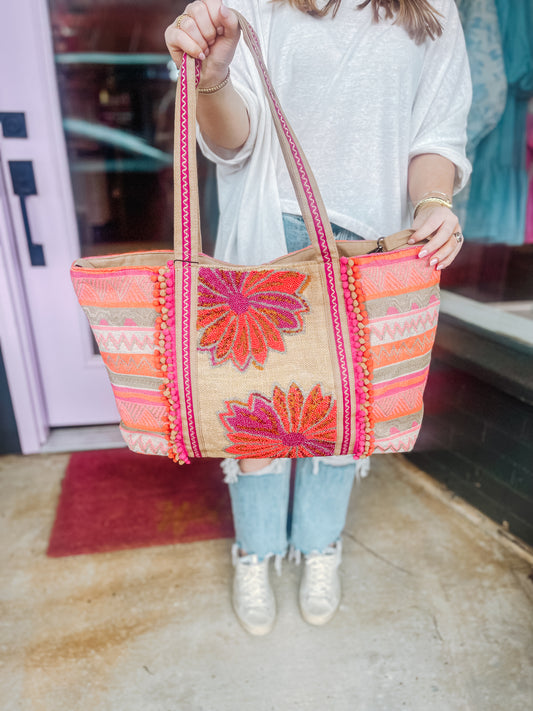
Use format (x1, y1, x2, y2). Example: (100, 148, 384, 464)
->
(342, 247, 440, 456)
(71, 266, 171, 458)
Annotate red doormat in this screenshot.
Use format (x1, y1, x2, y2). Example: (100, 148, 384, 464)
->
(47, 449, 234, 557)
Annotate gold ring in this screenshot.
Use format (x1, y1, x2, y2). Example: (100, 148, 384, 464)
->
(453, 231, 463, 244)
(174, 13, 191, 30)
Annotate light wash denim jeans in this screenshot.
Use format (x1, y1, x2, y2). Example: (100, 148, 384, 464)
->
(282, 212, 363, 252)
(226, 214, 366, 561)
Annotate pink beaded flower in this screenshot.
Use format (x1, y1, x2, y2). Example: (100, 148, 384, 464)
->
(197, 268, 310, 371)
(220, 383, 337, 458)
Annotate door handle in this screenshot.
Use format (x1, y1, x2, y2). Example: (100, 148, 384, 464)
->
(8, 160, 45, 267)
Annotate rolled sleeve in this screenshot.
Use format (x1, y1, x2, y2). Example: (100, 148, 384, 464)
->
(409, 0, 473, 192)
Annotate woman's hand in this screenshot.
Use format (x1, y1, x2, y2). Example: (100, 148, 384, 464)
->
(164, 0, 240, 89)
(164, 0, 248, 150)
(408, 204, 464, 270)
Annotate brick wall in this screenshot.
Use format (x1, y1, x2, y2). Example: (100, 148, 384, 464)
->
(407, 358, 533, 545)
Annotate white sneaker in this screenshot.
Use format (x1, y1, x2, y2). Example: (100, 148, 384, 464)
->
(299, 541, 342, 626)
(232, 546, 276, 636)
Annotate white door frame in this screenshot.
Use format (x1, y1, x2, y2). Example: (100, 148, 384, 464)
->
(0, 158, 48, 453)
(0, 0, 119, 452)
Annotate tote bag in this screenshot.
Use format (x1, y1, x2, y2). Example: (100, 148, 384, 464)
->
(71, 12, 440, 464)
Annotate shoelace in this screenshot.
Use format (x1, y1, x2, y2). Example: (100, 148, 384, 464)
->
(237, 561, 270, 607)
(304, 553, 337, 598)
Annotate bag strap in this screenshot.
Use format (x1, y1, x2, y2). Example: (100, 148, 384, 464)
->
(173, 10, 339, 266)
(174, 12, 360, 456)
(173, 54, 202, 265)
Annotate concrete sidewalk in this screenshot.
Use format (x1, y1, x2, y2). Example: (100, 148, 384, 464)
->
(1, 452, 532, 711)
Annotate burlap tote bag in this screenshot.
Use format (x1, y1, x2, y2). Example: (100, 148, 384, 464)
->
(71, 12, 440, 464)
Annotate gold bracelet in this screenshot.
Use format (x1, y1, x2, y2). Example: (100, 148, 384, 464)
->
(198, 68, 231, 95)
(413, 196, 453, 219)
(419, 190, 452, 203)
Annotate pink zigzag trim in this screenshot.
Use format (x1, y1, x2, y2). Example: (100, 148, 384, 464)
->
(372, 422, 421, 453)
(93, 330, 155, 353)
(179, 56, 201, 457)
(120, 427, 169, 456)
(373, 434, 419, 454)
(248, 27, 352, 454)
(369, 307, 439, 342)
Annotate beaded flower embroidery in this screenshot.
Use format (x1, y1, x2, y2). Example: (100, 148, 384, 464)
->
(197, 268, 310, 371)
(220, 383, 337, 458)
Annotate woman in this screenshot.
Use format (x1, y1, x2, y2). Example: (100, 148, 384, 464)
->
(165, 0, 471, 635)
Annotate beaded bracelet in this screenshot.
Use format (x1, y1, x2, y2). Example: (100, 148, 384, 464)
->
(413, 196, 453, 219)
(198, 68, 231, 95)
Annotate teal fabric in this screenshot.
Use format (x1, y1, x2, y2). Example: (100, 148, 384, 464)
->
(456, 0, 507, 156)
(463, 0, 533, 244)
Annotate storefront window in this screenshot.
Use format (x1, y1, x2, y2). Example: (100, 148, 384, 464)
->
(440, 0, 533, 346)
(49, 0, 218, 258)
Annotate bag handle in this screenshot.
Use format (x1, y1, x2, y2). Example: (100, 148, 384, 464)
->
(174, 10, 340, 266)
(172, 12, 388, 458)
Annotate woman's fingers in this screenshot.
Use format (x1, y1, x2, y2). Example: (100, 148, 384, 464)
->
(430, 229, 464, 270)
(186, 0, 218, 46)
(165, 2, 217, 61)
(217, 2, 241, 36)
(409, 210, 444, 244)
(167, 26, 208, 62)
(418, 220, 456, 257)
(433, 246, 461, 270)
(409, 205, 463, 269)
(165, 1, 240, 78)
(201, 0, 227, 34)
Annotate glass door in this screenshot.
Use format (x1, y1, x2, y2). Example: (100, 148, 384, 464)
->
(50, 0, 219, 258)
(0, 0, 217, 444)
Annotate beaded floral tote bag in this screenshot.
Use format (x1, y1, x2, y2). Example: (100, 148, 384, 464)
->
(71, 12, 440, 464)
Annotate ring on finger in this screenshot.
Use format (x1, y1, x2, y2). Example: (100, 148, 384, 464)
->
(453, 231, 464, 244)
(174, 13, 192, 30)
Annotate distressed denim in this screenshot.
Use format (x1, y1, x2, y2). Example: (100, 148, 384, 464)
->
(225, 214, 367, 561)
(227, 457, 361, 560)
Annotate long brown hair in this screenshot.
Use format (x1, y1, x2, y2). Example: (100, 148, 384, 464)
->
(277, 0, 443, 44)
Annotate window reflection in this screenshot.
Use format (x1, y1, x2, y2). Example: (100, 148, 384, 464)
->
(49, 0, 217, 257)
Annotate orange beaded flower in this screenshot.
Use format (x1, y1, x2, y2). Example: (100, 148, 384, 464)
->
(197, 268, 310, 371)
(221, 383, 337, 459)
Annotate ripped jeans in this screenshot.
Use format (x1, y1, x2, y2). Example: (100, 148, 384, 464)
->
(223, 457, 369, 560)
(223, 214, 367, 561)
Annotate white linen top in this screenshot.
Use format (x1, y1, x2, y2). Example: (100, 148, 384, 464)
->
(197, 0, 472, 265)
